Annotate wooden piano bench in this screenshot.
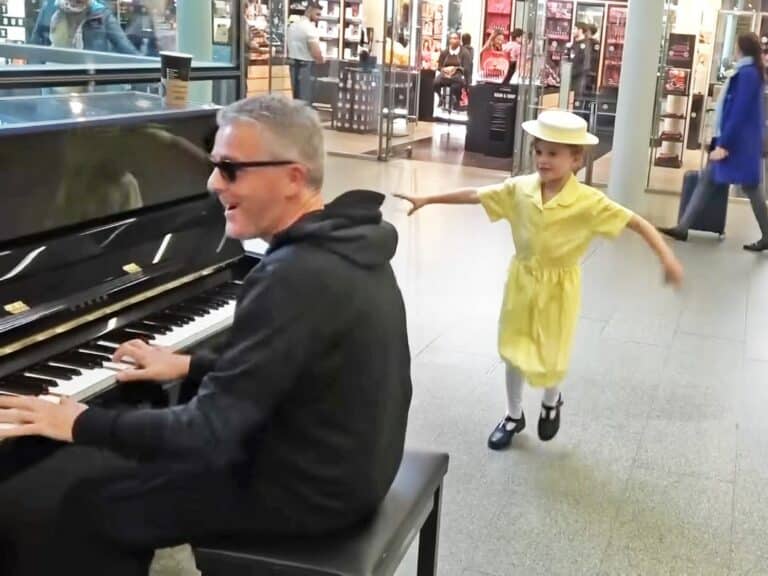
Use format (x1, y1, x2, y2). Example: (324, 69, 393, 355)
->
(194, 450, 449, 576)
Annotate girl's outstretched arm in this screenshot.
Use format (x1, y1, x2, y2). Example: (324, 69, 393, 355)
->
(394, 188, 480, 216)
(627, 214, 684, 287)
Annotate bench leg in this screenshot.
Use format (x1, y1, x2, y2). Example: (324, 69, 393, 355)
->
(416, 483, 443, 576)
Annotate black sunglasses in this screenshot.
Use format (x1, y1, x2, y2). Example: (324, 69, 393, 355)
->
(210, 159, 296, 183)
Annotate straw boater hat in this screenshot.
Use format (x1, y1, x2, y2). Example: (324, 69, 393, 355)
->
(522, 109, 599, 146)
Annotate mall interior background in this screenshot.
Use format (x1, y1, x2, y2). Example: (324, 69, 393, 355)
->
(0, 2, 766, 574)
(241, 0, 768, 200)
(0, 0, 764, 202)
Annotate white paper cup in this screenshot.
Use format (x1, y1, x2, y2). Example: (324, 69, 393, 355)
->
(160, 51, 193, 108)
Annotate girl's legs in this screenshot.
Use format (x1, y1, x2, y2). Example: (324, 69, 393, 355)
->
(741, 184, 768, 250)
(488, 363, 526, 450)
(542, 387, 561, 407)
(505, 362, 525, 419)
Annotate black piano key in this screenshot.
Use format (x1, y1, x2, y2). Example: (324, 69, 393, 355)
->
(0, 382, 47, 396)
(177, 299, 216, 310)
(146, 312, 192, 327)
(53, 351, 103, 369)
(75, 349, 113, 362)
(215, 287, 239, 297)
(130, 322, 171, 335)
(122, 328, 156, 341)
(101, 330, 151, 345)
(83, 343, 119, 355)
(51, 359, 93, 370)
(170, 305, 210, 317)
(186, 294, 221, 308)
(45, 364, 82, 378)
(0, 374, 51, 395)
(192, 300, 224, 311)
(197, 297, 228, 307)
(13, 374, 58, 389)
(139, 318, 174, 334)
(27, 365, 75, 381)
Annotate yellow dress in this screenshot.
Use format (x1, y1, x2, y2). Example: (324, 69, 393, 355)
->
(478, 173, 634, 387)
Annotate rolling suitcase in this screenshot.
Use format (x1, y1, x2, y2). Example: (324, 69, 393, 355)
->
(677, 169, 729, 237)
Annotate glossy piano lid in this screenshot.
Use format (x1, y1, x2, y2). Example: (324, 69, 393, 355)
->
(0, 94, 245, 345)
(0, 194, 244, 343)
(0, 92, 217, 128)
(0, 95, 220, 247)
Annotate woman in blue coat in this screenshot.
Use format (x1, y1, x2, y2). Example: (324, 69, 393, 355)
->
(660, 33, 768, 251)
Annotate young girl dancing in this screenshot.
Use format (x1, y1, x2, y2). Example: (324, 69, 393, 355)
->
(396, 110, 684, 449)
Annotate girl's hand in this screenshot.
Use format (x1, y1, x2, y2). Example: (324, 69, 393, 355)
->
(394, 193, 429, 216)
(663, 255, 684, 288)
(709, 146, 728, 161)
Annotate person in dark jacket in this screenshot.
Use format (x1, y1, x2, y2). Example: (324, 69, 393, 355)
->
(433, 31, 472, 108)
(0, 94, 412, 575)
(569, 23, 598, 96)
(31, 0, 138, 54)
(461, 32, 474, 83)
(660, 32, 768, 251)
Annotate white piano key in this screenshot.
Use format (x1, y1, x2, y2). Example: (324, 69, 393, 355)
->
(102, 361, 135, 372)
(46, 367, 117, 401)
(152, 300, 236, 350)
(27, 296, 237, 402)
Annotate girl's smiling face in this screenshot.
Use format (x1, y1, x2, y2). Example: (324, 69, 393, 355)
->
(533, 139, 584, 185)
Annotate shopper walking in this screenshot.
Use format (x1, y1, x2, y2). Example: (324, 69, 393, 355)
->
(286, 2, 324, 103)
(660, 32, 768, 251)
(396, 110, 683, 450)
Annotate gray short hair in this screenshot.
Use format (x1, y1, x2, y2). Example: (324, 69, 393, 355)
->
(217, 95, 325, 190)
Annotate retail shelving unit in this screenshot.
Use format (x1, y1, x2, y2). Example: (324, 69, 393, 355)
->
(653, 32, 695, 169)
(420, 0, 443, 49)
(600, 3, 626, 89)
(317, 0, 341, 59)
(341, 0, 362, 61)
(482, 0, 513, 44)
(543, 0, 574, 86)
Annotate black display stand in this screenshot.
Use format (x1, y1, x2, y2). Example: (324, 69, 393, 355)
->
(654, 33, 695, 168)
(418, 69, 436, 121)
(334, 67, 378, 133)
(465, 83, 518, 157)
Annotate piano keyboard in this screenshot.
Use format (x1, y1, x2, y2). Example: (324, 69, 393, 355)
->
(0, 283, 240, 402)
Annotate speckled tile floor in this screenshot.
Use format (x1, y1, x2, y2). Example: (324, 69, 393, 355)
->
(318, 155, 768, 576)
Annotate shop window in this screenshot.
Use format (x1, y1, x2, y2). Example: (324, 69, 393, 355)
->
(0, 1, 240, 70)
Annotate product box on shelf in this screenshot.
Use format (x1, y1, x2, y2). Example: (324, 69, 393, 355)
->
(546, 1, 572, 20)
(663, 68, 690, 96)
(345, 4, 361, 20)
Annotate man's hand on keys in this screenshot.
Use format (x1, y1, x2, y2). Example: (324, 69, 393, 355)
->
(0, 395, 86, 442)
(112, 339, 191, 383)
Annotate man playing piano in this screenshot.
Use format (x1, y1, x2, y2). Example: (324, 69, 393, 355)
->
(0, 95, 412, 576)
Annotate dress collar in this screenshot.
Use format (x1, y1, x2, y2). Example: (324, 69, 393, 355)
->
(529, 174, 580, 209)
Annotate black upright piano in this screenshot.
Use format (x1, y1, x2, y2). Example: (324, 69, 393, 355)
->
(0, 92, 257, 407)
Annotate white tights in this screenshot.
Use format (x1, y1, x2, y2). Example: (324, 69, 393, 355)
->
(505, 363, 560, 419)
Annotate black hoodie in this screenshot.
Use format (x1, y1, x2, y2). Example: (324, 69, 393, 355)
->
(74, 190, 413, 532)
